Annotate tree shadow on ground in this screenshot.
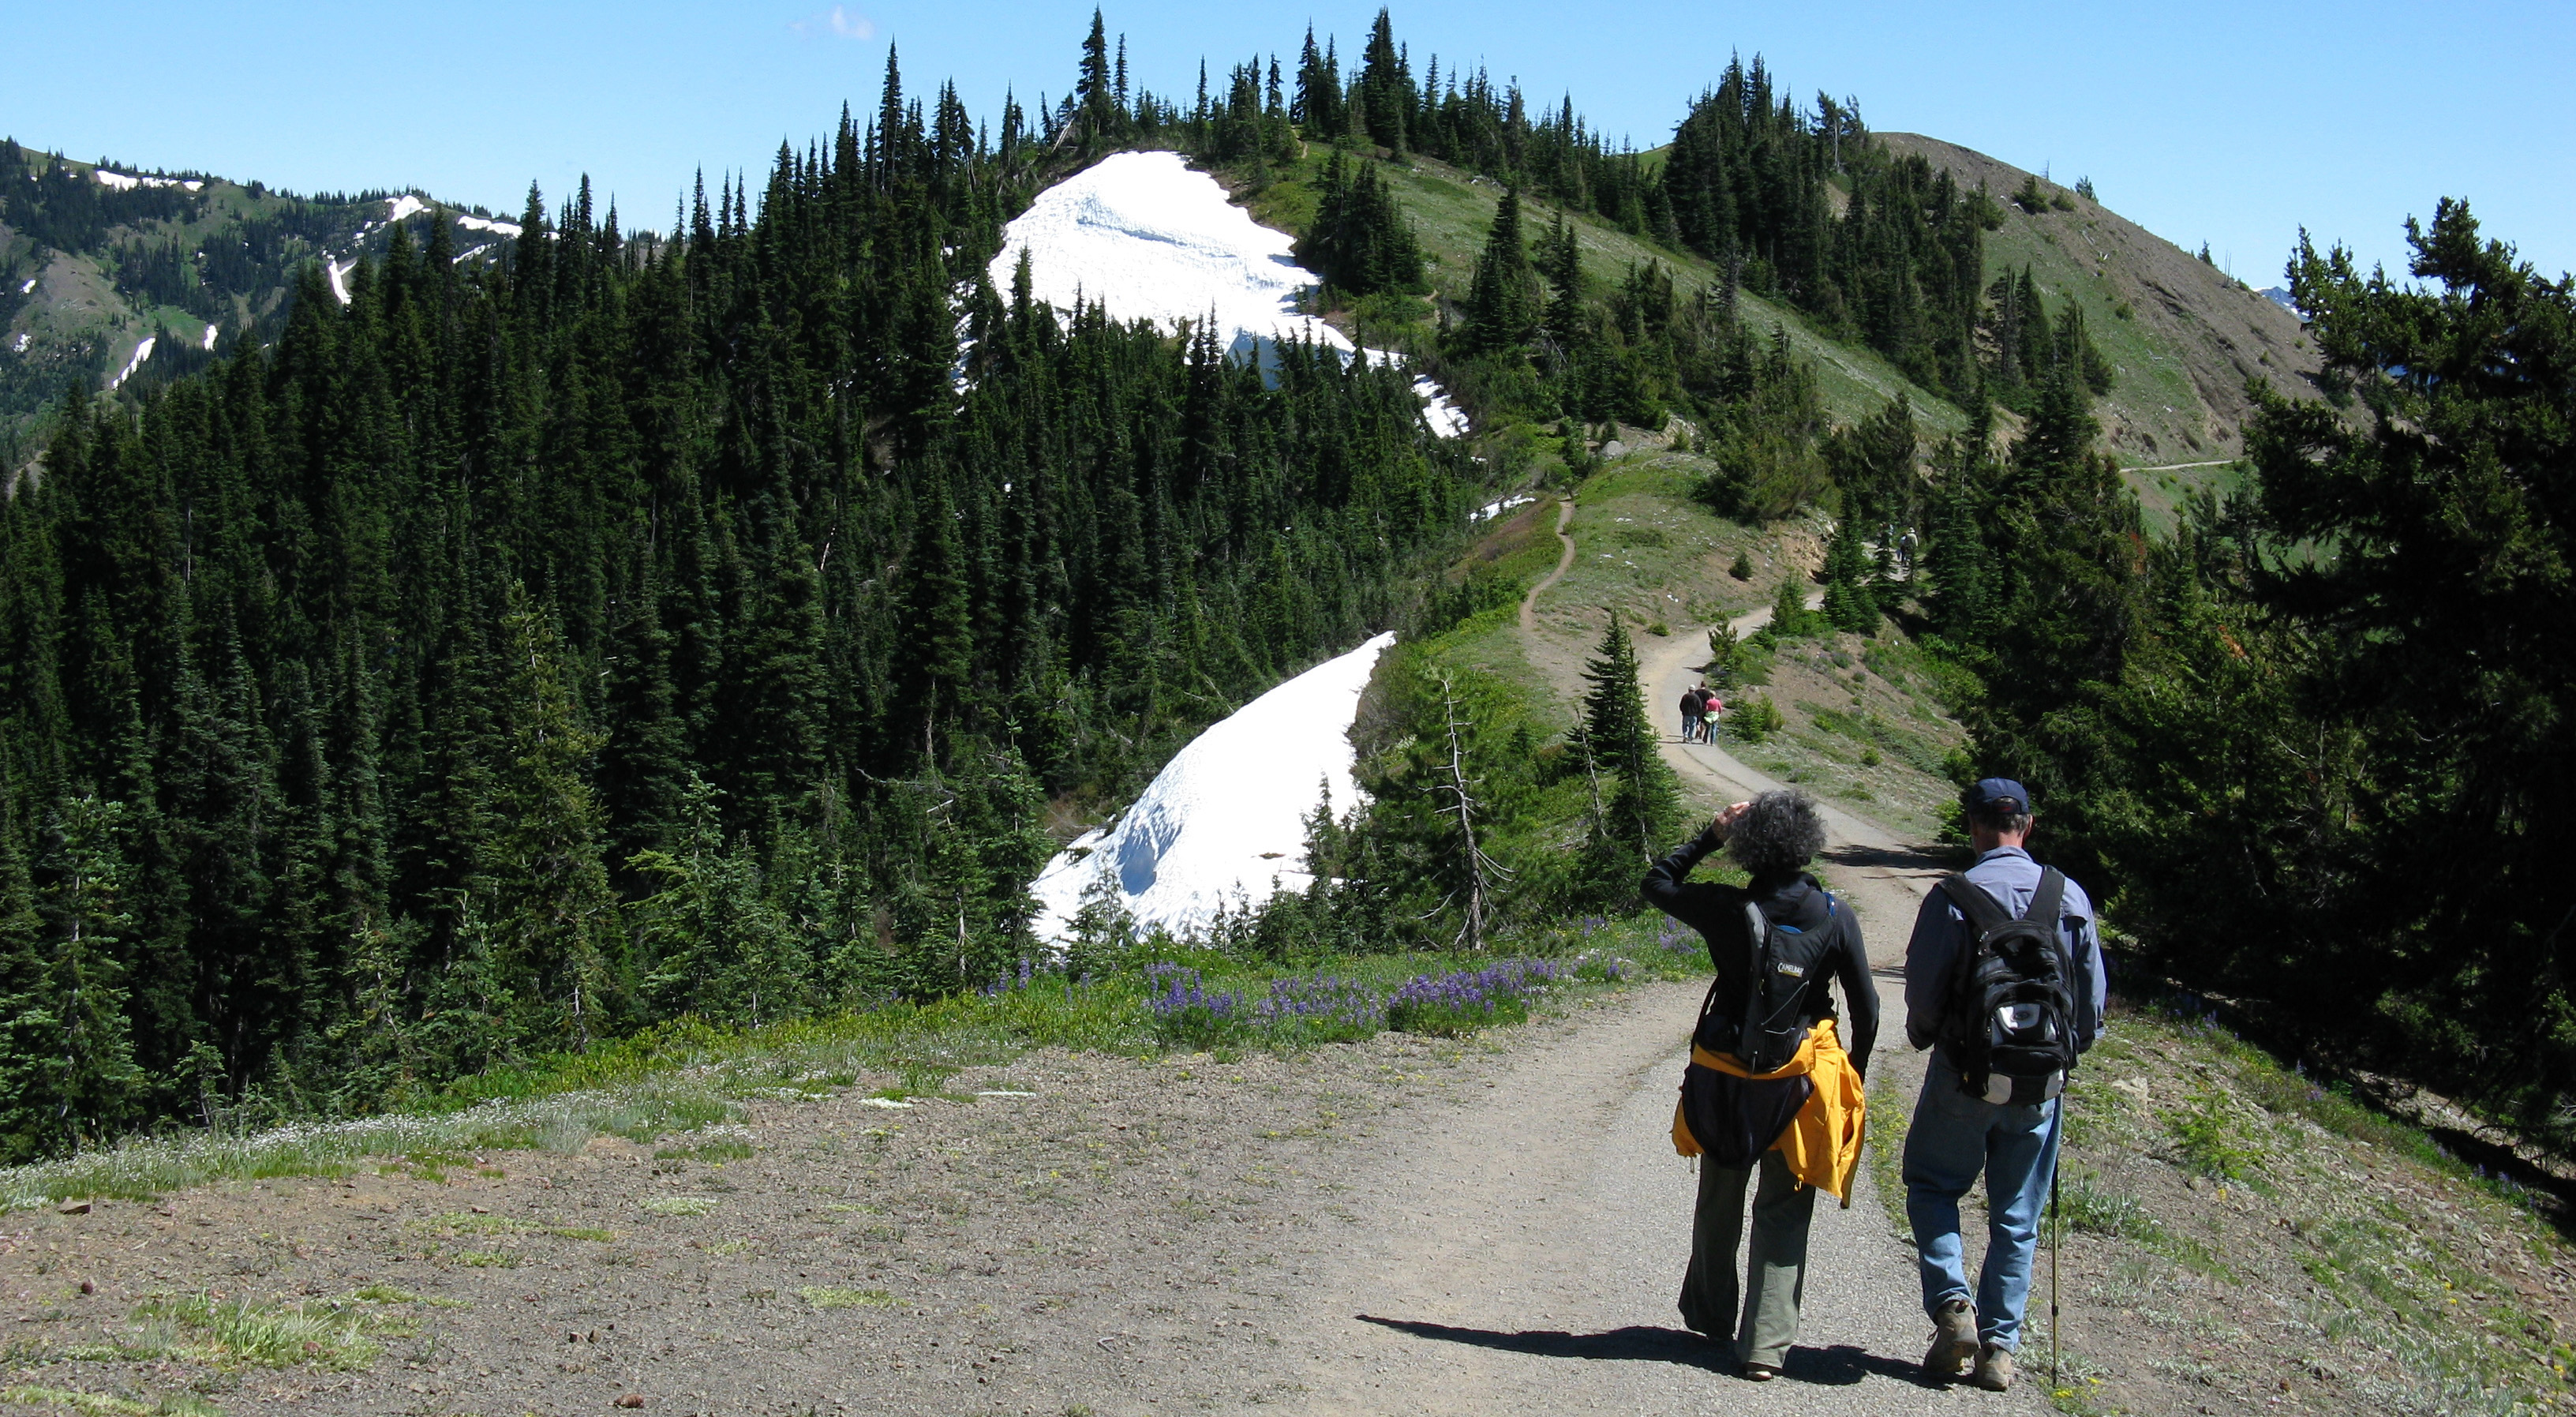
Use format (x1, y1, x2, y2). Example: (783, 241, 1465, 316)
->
(1821, 841, 1962, 876)
(1354, 1316, 1930, 1387)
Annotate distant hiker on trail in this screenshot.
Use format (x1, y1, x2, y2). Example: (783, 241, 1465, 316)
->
(1901, 778, 2106, 1393)
(1679, 688, 1703, 744)
(1645, 791, 1878, 1381)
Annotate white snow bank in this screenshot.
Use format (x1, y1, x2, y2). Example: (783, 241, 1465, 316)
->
(327, 258, 354, 306)
(990, 151, 1344, 366)
(384, 194, 428, 223)
(990, 152, 1463, 437)
(107, 336, 155, 390)
(1417, 377, 1470, 437)
(16, 278, 32, 294)
(455, 213, 522, 238)
(1472, 494, 1535, 523)
(1029, 632, 1395, 943)
(10, 333, 28, 354)
(94, 171, 200, 193)
(201, 321, 218, 351)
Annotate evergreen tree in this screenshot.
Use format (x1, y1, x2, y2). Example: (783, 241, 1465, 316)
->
(1578, 617, 1682, 887)
(1294, 152, 1425, 300)
(1821, 510, 1879, 634)
(1461, 188, 1539, 356)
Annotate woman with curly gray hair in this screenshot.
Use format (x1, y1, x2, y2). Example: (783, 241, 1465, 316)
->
(1643, 790, 1878, 1381)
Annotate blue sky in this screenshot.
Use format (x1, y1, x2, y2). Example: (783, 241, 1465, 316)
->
(7, 1, 2570, 284)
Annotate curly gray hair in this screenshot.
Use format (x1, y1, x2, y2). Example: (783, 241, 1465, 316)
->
(1728, 789, 1826, 879)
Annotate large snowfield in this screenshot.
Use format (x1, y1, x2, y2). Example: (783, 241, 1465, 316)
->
(987, 150, 1462, 437)
(1028, 632, 1395, 945)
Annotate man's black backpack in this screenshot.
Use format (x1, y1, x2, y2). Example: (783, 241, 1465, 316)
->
(1938, 869, 2077, 1105)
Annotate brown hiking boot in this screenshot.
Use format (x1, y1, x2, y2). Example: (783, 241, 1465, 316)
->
(1922, 1298, 1977, 1379)
(1972, 1343, 2015, 1392)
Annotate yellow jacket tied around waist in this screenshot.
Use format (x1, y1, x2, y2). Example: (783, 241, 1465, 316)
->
(1671, 1015, 1867, 1203)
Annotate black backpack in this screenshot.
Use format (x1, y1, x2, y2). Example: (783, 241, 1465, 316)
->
(1694, 889, 1840, 1074)
(1938, 869, 2077, 1105)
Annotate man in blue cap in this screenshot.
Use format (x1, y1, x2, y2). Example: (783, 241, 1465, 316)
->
(1901, 778, 2106, 1393)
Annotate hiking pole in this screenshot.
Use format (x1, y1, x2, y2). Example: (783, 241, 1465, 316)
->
(2049, 1146, 2062, 1387)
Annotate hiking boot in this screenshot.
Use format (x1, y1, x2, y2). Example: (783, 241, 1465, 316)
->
(1971, 1343, 2015, 1393)
(1922, 1299, 1977, 1380)
(1741, 1362, 1778, 1382)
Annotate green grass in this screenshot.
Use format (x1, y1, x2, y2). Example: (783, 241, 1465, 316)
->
(0, 917, 1707, 1211)
(1364, 152, 1968, 431)
(1234, 144, 1966, 432)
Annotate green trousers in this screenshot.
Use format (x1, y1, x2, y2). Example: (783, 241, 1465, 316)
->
(1677, 1148, 1816, 1369)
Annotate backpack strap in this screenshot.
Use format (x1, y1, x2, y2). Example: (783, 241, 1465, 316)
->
(1938, 872, 2010, 939)
(2024, 867, 2067, 931)
(1739, 900, 1769, 1058)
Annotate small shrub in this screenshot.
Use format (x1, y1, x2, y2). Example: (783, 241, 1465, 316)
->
(1728, 552, 1753, 580)
(2057, 1170, 2164, 1243)
(1384, 962, 1561, 1037)
(2168, 1085, 2260, 1181)
(1646, 620, 1669, 636)
(1728, 695, 1784, 744)
(1144, 965, 1247, 1050)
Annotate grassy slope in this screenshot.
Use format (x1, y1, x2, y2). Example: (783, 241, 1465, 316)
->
(1868, 999, 2576, 1415)
(1877, 133, 2323, 530)
(1244, 147, 1968, 433)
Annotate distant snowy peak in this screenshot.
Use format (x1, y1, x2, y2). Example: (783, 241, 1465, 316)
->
(990, 151, 1463, 437)
(2260, 286, 2305, 319)
(320, 197, 520, 304)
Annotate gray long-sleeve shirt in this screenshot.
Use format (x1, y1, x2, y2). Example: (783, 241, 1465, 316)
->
(1903, 845, 2108, 1069)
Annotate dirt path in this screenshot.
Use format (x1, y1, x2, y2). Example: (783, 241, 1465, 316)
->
(1273, 985, 2017, 1414)
(0, 984, 2035, 1417)
(1518, 496, 1577, 634)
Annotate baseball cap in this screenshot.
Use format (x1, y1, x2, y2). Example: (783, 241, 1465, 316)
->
(1965, 778, 2031, 814)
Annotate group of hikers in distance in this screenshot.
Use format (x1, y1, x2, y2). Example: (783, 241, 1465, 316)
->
(1677, 682, 1724, 743)
(1644, 778, 2106, 1392)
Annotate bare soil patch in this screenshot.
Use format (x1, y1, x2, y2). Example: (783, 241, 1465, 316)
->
(0, 1031, 1525, 1416)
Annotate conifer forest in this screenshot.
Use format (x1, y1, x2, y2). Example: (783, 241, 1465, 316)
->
(0, 7, 2569, 1179)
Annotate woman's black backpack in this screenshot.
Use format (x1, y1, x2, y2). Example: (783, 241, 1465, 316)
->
(1692, 890, 1840, 1074)
(1938, 869, 2077, 1105)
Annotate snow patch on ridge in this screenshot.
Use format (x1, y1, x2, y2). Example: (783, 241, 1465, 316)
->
(107, 336, 155, 389)
(1029, 632, 1395, 943)
(327, 258, 355, 306)
(94, 171, 201, 193)
(455, 213, 522, 238)
(990, 151, 1462, 437)
(384, 194, 429, 223)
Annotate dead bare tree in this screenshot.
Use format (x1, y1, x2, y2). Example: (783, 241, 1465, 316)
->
(1432, 670, 1512, 951)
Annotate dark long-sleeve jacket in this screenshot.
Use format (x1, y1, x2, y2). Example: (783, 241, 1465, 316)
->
(1642, 829, 1879, 1078)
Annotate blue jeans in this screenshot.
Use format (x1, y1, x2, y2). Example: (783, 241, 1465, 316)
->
(1902, 1056, 2061, 1351)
